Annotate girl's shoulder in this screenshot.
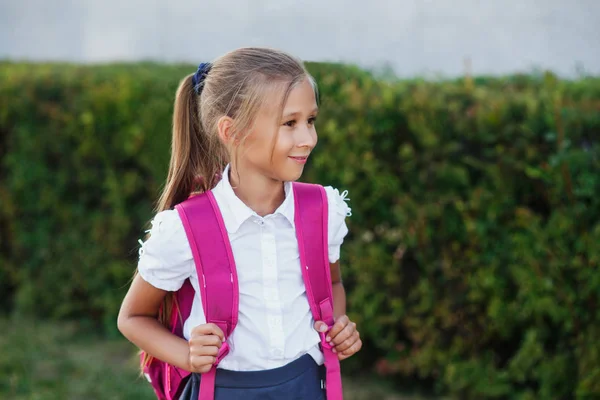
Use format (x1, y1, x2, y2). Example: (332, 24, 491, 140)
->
(321, 186, 351, 263)
(138, 209, 187, 260)
(322, 186, 352, 218)
(137, 209, 193, 292)
(147, 209, 185, 238)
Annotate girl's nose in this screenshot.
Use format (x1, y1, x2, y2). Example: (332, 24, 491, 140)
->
(297, 124, 317, 149)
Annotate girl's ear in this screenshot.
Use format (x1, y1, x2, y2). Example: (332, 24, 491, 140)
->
(217, 116, 236, 145)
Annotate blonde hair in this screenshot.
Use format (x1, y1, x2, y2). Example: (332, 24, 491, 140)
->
(142, 47, 316, 368)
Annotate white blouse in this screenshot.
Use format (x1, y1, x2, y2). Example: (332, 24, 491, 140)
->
(137, 166, 351, 371)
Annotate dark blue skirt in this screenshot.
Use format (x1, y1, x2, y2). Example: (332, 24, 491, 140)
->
(179, 354, 326, 400)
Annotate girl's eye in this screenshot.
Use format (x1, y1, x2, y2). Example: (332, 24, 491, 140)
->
(284, 120, 296, 127)
(308, 116, 317, 125)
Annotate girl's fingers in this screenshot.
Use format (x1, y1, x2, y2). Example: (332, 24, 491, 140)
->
(189, 355, 217, 372)
(326, 315, 350, 342)
(343, 339, 363, 356)
(334, 331, 359, 353)
(201, 345, 220, 357)
(201, 335, 223, 348)
(189, 334, 222, 349)
(314, 321, 328, 332)
(331, 321, 356, 345)
(191, 323, 225, 341)
(338, 339, 362, 360)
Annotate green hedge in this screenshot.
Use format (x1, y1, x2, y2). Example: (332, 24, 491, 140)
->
(1, 61, 599, 399)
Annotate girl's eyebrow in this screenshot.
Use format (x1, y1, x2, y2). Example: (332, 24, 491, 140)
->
(282, 108, 319, 119)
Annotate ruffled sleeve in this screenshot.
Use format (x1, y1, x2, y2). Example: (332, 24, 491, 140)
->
(137, 209, 194, 292)
(324, 186, 352, 263)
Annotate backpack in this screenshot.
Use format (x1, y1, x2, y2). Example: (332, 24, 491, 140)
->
(140, 182, 344, 400)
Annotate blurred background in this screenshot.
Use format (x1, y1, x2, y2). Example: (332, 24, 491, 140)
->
(2, 0, 600, 77)
(1, 1, 599, 399)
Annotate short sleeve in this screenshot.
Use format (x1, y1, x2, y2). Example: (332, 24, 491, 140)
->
(324, 186, 352, 263)
(137, 209, 194, 292)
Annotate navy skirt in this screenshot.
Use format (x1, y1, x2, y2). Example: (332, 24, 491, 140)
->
(179, 354, 326, 400)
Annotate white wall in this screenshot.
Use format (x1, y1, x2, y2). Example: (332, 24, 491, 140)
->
(1, 0, 598, 77)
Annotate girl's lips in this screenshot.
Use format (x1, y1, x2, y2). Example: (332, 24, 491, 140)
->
(289, 156, 309, 164)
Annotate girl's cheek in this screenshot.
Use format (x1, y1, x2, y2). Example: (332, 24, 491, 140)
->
(270, 128, 286, 146)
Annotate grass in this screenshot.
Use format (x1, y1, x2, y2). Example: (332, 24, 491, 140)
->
(0, 318, 438, 400)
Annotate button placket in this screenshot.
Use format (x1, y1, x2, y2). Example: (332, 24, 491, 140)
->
(260, 221, 285, 359)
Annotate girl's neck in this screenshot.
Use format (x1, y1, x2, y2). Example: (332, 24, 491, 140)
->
(229, 165, 285, 217)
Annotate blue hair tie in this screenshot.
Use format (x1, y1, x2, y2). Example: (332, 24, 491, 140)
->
(192, 62, 212, 95)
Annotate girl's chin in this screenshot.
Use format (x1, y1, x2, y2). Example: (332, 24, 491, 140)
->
(280, 163, 305, 181)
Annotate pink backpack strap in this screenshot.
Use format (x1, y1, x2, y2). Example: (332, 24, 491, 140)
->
(293, 182, 344, 400)
(175, 191, 239, 400)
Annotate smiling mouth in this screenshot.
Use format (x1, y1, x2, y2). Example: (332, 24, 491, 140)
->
(289, 155, 309, 164)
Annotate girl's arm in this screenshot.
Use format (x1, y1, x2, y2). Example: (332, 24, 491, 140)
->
(329, 260, 346, 319)
(117, 274, 191, 370)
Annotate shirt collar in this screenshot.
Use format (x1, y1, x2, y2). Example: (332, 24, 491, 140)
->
(212, 165, 295, 234)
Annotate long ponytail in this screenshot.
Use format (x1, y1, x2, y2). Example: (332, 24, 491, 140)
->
(156, 74, 228, 212)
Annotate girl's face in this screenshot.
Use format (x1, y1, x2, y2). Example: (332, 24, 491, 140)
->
(240, 77, 318, 182)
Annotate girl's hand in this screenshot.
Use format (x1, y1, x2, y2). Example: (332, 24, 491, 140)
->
(188, 323, 225, 373)
(314, 316, 362, 361)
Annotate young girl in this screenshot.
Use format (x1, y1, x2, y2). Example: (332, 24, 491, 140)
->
(118, 47, 361, 399)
